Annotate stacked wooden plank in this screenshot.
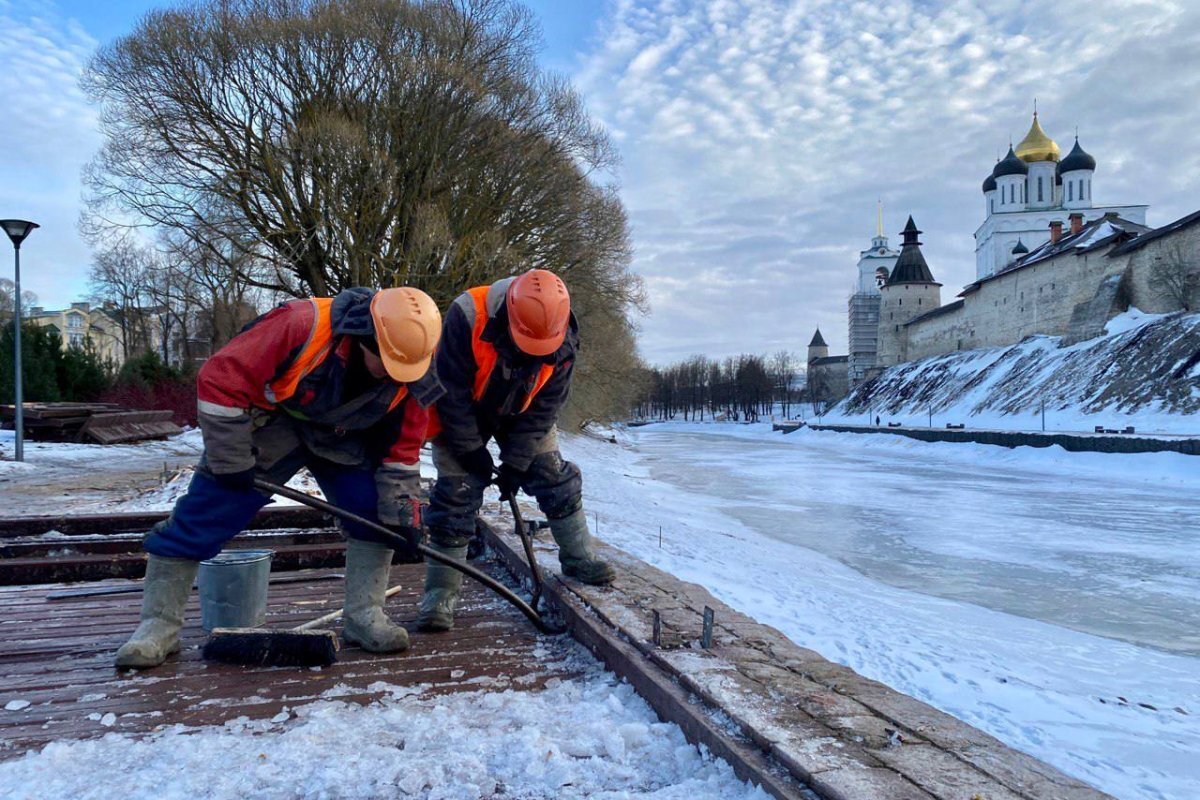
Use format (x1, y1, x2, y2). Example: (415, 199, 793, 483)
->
(0, 403, 182, 444)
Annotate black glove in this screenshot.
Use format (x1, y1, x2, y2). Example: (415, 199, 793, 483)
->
(458, 446, 495, 482)
(210, 467, 257, 493)
(496, 463, 526, 500)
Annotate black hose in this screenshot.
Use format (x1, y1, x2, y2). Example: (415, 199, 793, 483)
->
(254, 478, 564, 635)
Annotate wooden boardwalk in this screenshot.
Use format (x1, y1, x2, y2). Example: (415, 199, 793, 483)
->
(0, 563, 579, 758)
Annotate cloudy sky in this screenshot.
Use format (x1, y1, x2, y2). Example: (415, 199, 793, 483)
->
(2, 0, 1199, 363)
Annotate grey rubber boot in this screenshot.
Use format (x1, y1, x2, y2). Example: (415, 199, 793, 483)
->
(550, 508, 616, 585)
(417, 542, 468, 632)
(115, 554, 200, 669)
(341, 538, 409, 653)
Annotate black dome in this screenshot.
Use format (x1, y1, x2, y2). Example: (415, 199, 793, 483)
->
(982, 173, 997, 193)
(1012, 239, 1029, 255)
(1058, 138, 1096, 174)
(993, 146, 1028, 178)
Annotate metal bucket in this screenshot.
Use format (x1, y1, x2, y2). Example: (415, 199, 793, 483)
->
(197, 550, 274, 631)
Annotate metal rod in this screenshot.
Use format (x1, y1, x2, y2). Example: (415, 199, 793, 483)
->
(701, 606, 715, 649)
(505, 493, 545, 612)
(12, 245, 23, 462)
(255, 478, 562, 635)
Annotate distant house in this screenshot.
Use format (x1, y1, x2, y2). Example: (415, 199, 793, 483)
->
(27, 302, 127, 366)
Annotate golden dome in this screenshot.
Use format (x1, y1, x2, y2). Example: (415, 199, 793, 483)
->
(1014, 112, 1060, 162)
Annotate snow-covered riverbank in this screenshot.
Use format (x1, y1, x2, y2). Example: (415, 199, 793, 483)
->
(563, 423, 1200, 800)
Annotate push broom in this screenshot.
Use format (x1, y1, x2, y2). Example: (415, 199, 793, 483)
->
(202, 477, 563, 668)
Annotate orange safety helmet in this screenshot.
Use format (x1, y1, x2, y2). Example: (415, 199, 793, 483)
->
(506, 269, 571, 357)
(369, 287, 442, 382)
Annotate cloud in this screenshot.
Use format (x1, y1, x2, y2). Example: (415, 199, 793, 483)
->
(574, 0, 1200, 363)
(0, 0, 99, 307)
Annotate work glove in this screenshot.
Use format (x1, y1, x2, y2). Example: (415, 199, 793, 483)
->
(495, 463, 527, 501)
(458, 446, 495, 483)
(210, 467, 257, 493)
(388, 497, 425, 555)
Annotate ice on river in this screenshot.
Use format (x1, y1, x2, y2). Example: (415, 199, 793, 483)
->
(565, 423, 1200, 800)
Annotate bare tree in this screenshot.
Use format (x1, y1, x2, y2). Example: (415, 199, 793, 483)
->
(88, 241, 156, 360)
(0, 279, 37, 324)
(770, 350, 796, 419)
(83, 0, 642, 417)
(1148, 243, 1200, 312)
(807, 365, 832, 418)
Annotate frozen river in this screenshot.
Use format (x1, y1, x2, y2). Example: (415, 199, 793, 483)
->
(565, 424, 1200, 800)
(631, 426, 1200, 656)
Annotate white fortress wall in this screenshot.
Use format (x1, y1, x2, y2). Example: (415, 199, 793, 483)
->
(1123, 220, 1200, 314)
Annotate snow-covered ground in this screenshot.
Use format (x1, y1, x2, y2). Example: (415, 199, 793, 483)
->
(563, 423, 1200, 800)
(0, 646, 769, 800)
(5, 424, 1197, 798)
(822, 308, 1200, 435)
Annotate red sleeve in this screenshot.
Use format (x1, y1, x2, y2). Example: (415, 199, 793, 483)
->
(196, 301, 315, 413)
(382, 396, 429, 468)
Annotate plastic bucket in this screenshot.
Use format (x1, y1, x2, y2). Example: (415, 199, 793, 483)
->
(197, 550, 274, 631)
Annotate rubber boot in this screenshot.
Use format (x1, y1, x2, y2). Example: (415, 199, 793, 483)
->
(341, 539, 409, 653)
(417, 542, 468, 632)
(115, 554, 200, 669)
(550, 508, 616, 585)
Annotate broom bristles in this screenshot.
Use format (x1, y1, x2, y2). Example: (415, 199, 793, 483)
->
(203, 627, 340, 667)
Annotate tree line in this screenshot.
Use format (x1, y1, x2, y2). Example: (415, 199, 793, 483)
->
(633, 352, 807, 423)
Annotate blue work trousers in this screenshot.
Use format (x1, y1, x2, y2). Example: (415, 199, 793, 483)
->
(144, 458, 385, 561)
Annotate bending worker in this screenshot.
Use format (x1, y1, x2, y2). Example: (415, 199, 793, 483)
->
(116, 287, 444, 668)
(419, 268, 615, 632)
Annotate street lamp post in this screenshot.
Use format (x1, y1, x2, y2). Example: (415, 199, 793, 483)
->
(2, 219, 39, 462)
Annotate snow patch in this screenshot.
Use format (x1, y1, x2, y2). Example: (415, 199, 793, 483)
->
(0, 673, 770, 800)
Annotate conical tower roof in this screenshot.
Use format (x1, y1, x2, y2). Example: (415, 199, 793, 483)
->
(885, 217, 937, 285)
(809, 328, 827, 347)
(1015, 111, 1060, 162)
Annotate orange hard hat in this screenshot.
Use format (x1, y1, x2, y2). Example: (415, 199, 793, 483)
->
(506, 269, 571, 357)
(369, 287, 442, 382)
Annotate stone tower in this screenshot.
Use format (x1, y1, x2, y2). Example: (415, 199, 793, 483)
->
(847, 203, 899, 386)
(876, 217, 942, 369)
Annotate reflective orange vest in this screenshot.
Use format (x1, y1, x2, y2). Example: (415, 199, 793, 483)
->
(263, 297, 407, 414)
(427, 285, 558, 439)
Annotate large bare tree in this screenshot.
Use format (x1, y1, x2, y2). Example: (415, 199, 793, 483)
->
(83, 0, 631, 297)
(83, 0, 642, 419)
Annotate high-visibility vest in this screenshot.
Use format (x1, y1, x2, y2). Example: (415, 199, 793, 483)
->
(264, 297, 407, 414)
(425, 285, 559, 441)
(464, 286, 556, 413)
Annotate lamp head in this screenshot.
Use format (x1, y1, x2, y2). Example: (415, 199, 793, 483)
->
(1, 220, 39, 248)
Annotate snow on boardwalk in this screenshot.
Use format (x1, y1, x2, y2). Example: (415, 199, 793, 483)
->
(0, 560, 768, 800)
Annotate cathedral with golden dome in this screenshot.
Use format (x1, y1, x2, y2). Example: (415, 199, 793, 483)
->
(975, 109, 1148, 280)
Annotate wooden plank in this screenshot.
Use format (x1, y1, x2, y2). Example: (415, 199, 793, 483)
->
(0, 529, 344, 559)
(0, 561, 577, 756)
(80, 411, 181, 444)
(0, 542, 353, 585)
(0, 506, 332, 538)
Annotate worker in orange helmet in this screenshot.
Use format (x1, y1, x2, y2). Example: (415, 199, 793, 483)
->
(419, 269, 615, 632)
(115, 287, 444, 668)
